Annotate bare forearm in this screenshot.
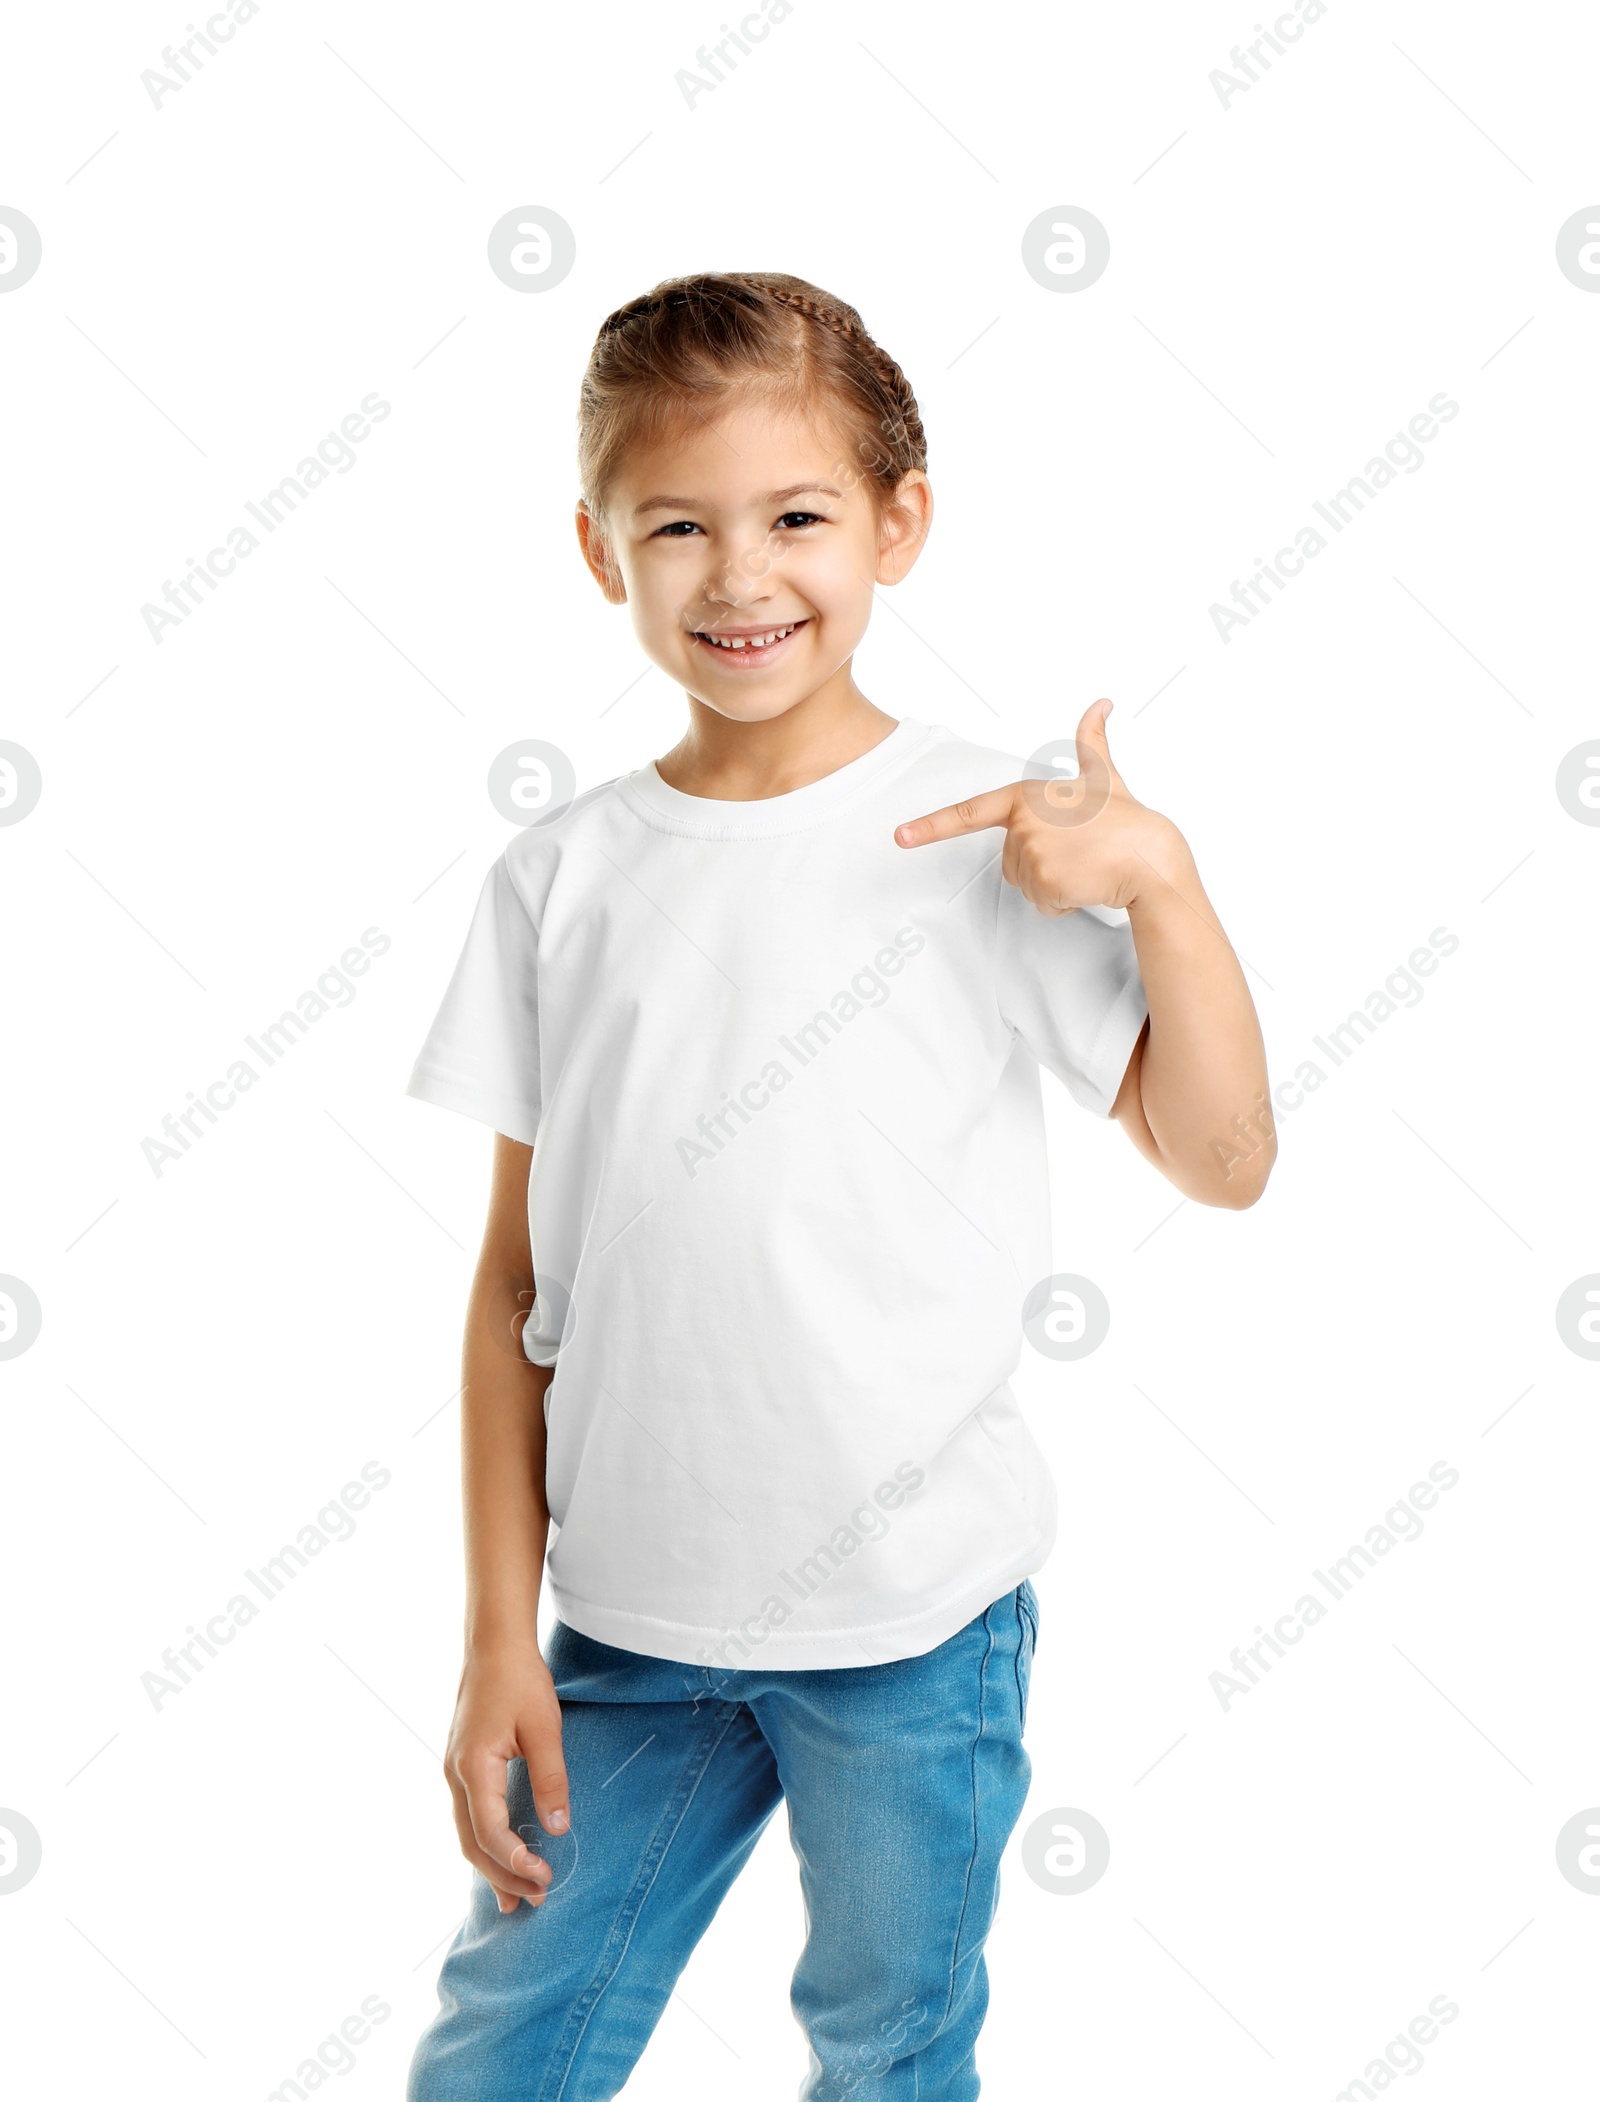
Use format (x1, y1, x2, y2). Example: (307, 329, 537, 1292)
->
(460, 1262, 553, 1650)
(436, 1136, 570, 1913)
(1125, 828, 1274, 1206)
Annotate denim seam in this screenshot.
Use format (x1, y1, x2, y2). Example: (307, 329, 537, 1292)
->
(925, 1596, 999, 2060)
(538, 1701, 746, 2102)
(1013, 1586, 1036, 1723)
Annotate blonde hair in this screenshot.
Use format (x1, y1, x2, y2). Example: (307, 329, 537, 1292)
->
(577, 271, 927, 542)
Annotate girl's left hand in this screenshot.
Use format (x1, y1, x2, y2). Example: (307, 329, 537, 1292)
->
(893, 698, 1188, 915)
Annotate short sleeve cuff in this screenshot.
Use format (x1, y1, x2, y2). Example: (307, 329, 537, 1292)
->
(1078, 969, 1150, 1118)
(406, 1062, 540, 1147)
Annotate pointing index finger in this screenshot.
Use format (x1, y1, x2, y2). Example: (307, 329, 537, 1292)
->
(895, 784, 1019, 848)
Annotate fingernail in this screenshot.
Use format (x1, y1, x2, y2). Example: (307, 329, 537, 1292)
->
(546, 1808, 569, 1832)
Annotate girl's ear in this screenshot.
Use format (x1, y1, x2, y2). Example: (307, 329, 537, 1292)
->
(575, 500, 628, 604)
(874, 472, 934, 586)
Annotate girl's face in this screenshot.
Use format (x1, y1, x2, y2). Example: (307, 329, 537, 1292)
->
(577, 394, 931, 724)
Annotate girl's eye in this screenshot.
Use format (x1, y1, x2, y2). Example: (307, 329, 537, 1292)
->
(649, 510, 824, 539)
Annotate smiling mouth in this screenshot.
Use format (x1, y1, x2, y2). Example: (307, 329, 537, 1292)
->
(689, 619, 808, 661)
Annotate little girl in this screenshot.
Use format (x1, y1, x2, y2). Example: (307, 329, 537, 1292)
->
(404, 271, 1272, 2100)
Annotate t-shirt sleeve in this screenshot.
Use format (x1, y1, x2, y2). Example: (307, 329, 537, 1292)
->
(406, 852, 542, 1145)
(994, 884, 1149, 1116)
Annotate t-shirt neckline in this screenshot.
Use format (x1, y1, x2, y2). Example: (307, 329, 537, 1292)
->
(616, 717, 940, 840)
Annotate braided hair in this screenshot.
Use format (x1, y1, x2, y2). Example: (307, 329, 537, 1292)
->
(577, 271, 927, 538)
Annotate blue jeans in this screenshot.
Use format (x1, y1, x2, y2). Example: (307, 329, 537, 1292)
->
(408, 1580, 1039, 2101)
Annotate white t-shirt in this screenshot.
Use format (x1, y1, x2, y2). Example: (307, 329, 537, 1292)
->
(407, 717, 1147, 1670)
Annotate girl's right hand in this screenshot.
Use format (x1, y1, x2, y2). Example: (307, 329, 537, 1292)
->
(443, 1643, 571, 1914)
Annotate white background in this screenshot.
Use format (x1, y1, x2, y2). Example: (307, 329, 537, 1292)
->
(3, 0, 1598, 2094)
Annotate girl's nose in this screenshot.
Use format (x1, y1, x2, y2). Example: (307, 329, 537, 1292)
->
(700, 566, 768, 611)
